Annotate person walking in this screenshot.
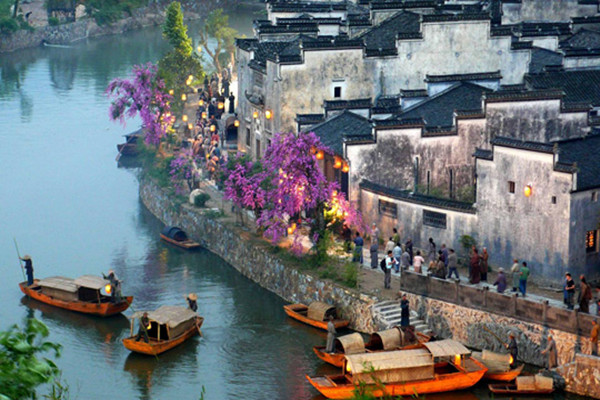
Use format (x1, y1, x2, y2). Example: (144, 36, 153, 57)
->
(427, 237, 437, 263)
(371, 223, 380, 245)
(384, 250, 394, 289)
(353, 232, 364, 264)
(441, 244, 449, 270)
(481, 247, 489, 282)
(401, 247, 411, 271)
(186, 293, 198, 312)
(541, 335, 557, 369)
(469, 249, 481, 284)
(369, 240, 379, 269)
(579, 275, 592, 313)
(400, 294, 410, 327)
(493, 268, 507, 293)
(591, 320, 599, 356)
(392, 228, 400, 245)
(413, 250, 425, 274)
(506, 333, 518, 367)
(510, 259, 520, 292)
(325, 315, 337, 353)
(405, 238, 414, 265)
(385, 237, 395, 254)
(519, 262, 530, 296)
(446, 249, 459, 279)
(565, 273, 575, 310)
(20, 255, 34, 286)
(393, 242, 402, 273)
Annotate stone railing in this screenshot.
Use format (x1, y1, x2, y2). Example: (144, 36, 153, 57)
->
(400, 271, 599, 336)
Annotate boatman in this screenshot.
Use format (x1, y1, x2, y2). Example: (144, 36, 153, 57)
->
(325, 315, 337, 354)
(103, 270, 122, 303)
(541, 335, 558, 369)
(186, 293, 198, 312)
(506, 333, 518, 368)
(135, 312, 150, 343)
(20, 255, 34, 286)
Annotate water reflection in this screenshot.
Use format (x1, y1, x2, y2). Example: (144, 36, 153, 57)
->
(48, 48, 78, 92)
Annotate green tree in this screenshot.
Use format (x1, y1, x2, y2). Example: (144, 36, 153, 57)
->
(162, 1, 192, 56)
(0, 319, 62, 400)
(198, 8, 238, 73)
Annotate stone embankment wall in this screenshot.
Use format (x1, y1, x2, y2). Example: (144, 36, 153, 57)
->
(0, 0, 232, 53)
(556, 354, 600, 398)
(139, 178, 378, 333)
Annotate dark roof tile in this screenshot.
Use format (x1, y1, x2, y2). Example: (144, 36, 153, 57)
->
(525, 69, 600, 106)
(325, 98, 372, 110)
(359, 11, 421, 52)
(528, 47, 563, 74)
(555, 134, 600, 191)
(425, 71, 501, 83)
(307, 110, 373, 155)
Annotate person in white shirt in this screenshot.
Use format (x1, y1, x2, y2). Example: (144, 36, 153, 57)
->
(384, 250, 394, 289)
(412, 250, 425, 274)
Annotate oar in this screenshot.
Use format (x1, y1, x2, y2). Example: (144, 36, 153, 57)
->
(13, 238, 26, 282)
(195, 317, 203, 337)
(483, 325, 509, 348)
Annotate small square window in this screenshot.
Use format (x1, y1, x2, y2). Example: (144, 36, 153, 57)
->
(592, 192, 598, 202)
(508, 181, 515, 194)
(334, 86, 342, 98)
(551, 196, 557, 204)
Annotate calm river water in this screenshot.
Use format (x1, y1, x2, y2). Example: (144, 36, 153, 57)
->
(0, 4, 587, 400)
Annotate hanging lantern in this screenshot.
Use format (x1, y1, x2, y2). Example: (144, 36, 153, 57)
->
(181, 93, 187, 101)
(199, 99, 204, 106)
(342, 161, 349, 173)
(182, 115, 188, 122)
(265, 110, 272, 119)
(524, 184, 532, 197)
(104, 284, 112, 294)
(188, 123, 193, 131)
(210, 124, 216, 132)
(234, 120, 240, 127)
(334, 156, 342, 169)
(197, 45, 202, 53)
(253, 111, 259, 119)
(201, 112, 207, 119)
(316, 150, 324, 160)
(287, 226, 294, 235)
(168, 89, 174, 96)
(218, 102, 224, 110)
(188, 75, 194, 82)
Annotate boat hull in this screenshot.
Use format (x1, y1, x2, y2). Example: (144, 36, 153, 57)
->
(160, 234, 201, 249)
(488, 383, 553, 395)
(122, 317, 204, 355)
(313, 346, 345, 367)
(484, 364, 524, 381)
(19, 281, 132, 317)
(284, 304, 349, 331)
(307, 360, 487, 399)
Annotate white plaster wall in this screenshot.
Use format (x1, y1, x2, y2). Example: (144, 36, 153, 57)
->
(528, 37, 559, 52)
(568, 190, 600, 281)
(236, 47, 254, 153)
(564, 57, 600, 69)
(502, 0, 598, 24)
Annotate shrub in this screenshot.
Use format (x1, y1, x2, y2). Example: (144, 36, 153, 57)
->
(342, 262, 358, 288)
(459, 234, 477, 258)
(48, 16, 59, 26)
(0, 16, 19, 35)
(193, 192, 210, 208)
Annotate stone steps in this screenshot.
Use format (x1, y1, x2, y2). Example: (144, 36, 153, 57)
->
(371, 300, 432, 335)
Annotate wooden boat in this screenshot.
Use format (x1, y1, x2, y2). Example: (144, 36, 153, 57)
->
(307, 339, 487, 399)
(160, 226, 201, 249)
(489, 375, 554, 395)
(19, 276, 132, 317)
(283, 302, 349, 331)
(116, 129, 142, 156)
(122, 306, 204, 356)
(313, 327, 430, 367)
(473, 350, 524, 381)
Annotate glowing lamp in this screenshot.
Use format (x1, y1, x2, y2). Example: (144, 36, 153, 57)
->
(454, 354, 461, 366)
(201, 112, 207, 119)
(234, 120, 240, 127)
(509, 355, 514, 365)
(188, 75, 194, 81)
(199, 99, 204, 106)
(188, 123, 193, 130)
(105, 284, 112, 294)
(168, 89, 174, 96)
(334, 156, 342, 169)
(524, 185, 532, 197)
(210, 124, 216, 132)
(342, 162, 349, 173)
(182, 115, 188, 122)
(316, 150, 324, 160)
(147, 322, 152, 330)
(218, 102, 224, 110)
(197, 45, 202, 52)
(265, 110, 272, 119)
(287, 226, 294, 235)
(181, 93, 187, 101)
(253, 111, 259, 119)
(346, 363, 352, 373)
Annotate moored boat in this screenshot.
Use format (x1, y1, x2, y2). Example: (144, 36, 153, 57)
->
(160, 226, 201, 249)
(313, 326, 430, 367)
(19, 276, 132, 317)
(473, 350, 524, 381)
(307, 339, 487, 399)
(116, 129, 142, 157)
(488, 375, 554, 395)
(283, 302, 349, 331)
(122, 306, 204, 356)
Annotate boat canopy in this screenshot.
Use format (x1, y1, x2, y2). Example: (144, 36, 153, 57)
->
(161, 226, 188, 242)
(424, 339, 470, 359)
(132, 306, 196, 328)
(345, 348, 434, 384)
(38, 276, 78, 293)
(371, 328, 402, 350)
(335, 333, 365, 355)
(74, 275, 109, 290)
(307, 301, 335, 321)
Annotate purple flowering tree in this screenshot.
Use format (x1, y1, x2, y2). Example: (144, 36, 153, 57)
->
(106, 63, 174, 146)
(169, 148, 200, 194)
(222, 153, 267, 225)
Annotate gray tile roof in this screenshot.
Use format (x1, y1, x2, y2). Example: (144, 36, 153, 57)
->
(555, 134, 600, 191)
(425, 71, 501, 83)
(528, 47, 563, 74)
(397, 82, 491, 128)
(525, 69, 600, 106)
(359, 11, 421, 52)
(306, 110, 373, 155)
(560, 28, 600, 50)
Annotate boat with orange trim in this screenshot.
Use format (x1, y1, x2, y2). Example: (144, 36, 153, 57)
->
(19, 275, 132, 317)
(313, 327, 430, 367)
(489, 374, 554, 394)
(284, 302, 349, 331)
(473, 350, 524, 381)
(160, 226, 201, 249)
(122, 305, 204, 356)
(307, 339, 487, 399)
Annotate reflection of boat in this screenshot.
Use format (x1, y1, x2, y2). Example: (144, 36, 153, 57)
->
(473, 350, 524, 381)
(122, 306, 204, 355)
(489, 375, 554, 395)
(19, 276, 133, 317)
(160, 226, 201, 250)
(284, 302, 349, 331)
(313, 327, 430, 367)
(117, 129, 142, 157)
(307, 339, 487, 399)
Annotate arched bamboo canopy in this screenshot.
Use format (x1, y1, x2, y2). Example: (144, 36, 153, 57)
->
(335, 333, 365, 355)
(307, 301, 336, 321)
(371, 328, 402, 350)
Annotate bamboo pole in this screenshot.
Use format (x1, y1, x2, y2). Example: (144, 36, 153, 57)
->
(13, 238, 26, 281)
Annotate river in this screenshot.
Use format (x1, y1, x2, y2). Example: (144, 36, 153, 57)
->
(0, 4, 588, 400)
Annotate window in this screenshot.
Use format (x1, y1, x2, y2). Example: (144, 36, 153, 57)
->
(592, 192, 598, 202)
(334, 86, 342, 98)
(551, 196, 557, 204)
(256, 139, 261, 159)
(423, 210, 447, 229)
(245, 127, 251, 146)
(252, 71, 264, 88)
(586, 230, 598, 253)
(508, 181, 515, 193)
(378, 200, 397, 217)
